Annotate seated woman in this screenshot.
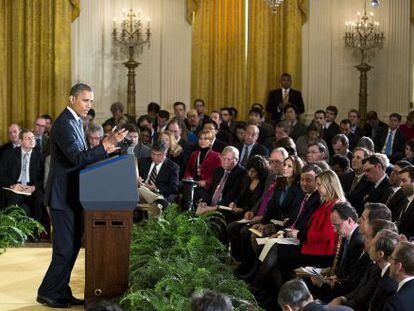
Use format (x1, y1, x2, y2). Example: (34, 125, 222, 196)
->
(160, 130, 185, 178)
(296, 121, 329, 160)
(250, 169, 346, 307)
(184, 130, 222, 202)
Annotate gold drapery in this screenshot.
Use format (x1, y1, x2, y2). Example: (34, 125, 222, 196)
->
(411, 0, 414, 24)
(0, 0, 79, 143)
(247, 0, 307, 106)
(191, 0, 247, 118)
(191, 0, 307, 119)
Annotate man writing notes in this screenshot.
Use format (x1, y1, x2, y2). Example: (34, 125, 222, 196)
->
(37, 83, 127, 308)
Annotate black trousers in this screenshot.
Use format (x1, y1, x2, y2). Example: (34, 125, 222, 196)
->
(38, 208, 83, 300)
(3, 189, 44, 222)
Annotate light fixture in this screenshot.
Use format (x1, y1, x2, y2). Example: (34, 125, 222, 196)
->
(265, 0, 284, 14)
(371, 0, 380, 8)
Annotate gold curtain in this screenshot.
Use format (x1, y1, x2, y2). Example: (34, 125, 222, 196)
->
(191, 0, 247, 118)
(246, 0, 307, 107)
(411, 0, 414, 24)
(0, 0, 79, 143)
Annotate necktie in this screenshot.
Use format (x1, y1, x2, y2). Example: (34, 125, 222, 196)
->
(339, 238, 350, 270)
(36, 137, 42, 153)
(241, 145, 249, 166)
(78, 119, 87, 150)
(149, 165, 158, 185)
(21, 153, 29, 186)
(283, 89, 289, 104)
(384, 131, 393, 155)
(290, 195, 309, 229)
(211, 171, 230, 206)
(350, 175, 361, 193)
(398, 200, 411, 223)
(257, 179, 278, 216)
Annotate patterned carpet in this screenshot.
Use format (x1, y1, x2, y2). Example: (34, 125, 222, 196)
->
(0, 246, 85, 310)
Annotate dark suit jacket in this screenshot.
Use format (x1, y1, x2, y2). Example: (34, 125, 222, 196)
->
(45, 108, 108, 211)
(0, 142, 16, 160)
(369, 267, 398, 311)
(364, 120, 388, 141)
(290, 122, 308, 142)
(208, 164, 246, 206)
(353, 125, 365, 137)
(0, 147, 44, 191)
(347, 132, 360, 152)
(178, 137, 194, 164)
(386, 188, 407, 222)
(383, 279, 414, 311)
(302, 302, 353, 311)
(398, 200, 414, 239)
(139, 157, 179, 197)
(266, 88, 305, 122)
(211, 138, 228, 153)
(258, 122, 274, 144)
(323, 122, 341, 156)
(364, 176, 391, 205)
(344, 263, 381, 311)
(342, 171, 373, 215)
(237, 143, 269, 165)
(375, 128, 406, 164)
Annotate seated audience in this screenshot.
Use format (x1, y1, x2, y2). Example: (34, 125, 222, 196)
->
(357, 136, 375, 153)
(187, 109, 203, 143)
(123, 124, 151, 160)
(331, 134, 352, 162)
(193, 99, 209, 125)
(232, 122, 247, 147)
(386, 160, 411, 221)
(156, 110, 170, 133)
(377, 113, 406, 164)
(147, 102, 161, 123)
(33, 117, 49, 156)
(278, 279, 352, 311)
(248, 107, 274, 144)
(313, 109, 326, 129)
(403, 139, 414, 165)
(363, 154, 392, 204)
(167, 117, 194, 163)
(102, 102, 133, 129)
(40, 114, 53, 136)
(364, 110, 388, 142)
(137, 115, 156, 144)
(306, 143, 328, 164)
(339, 119, 360, 152)
(383, 241, 414, 311)
(173, 101, 187, 123)
(264, 121, 290, 152)
(0, 123, 21, 159)
(348, 109, 365, 137)
(138, 140, 179, 201)
(86, 123, 104, 148)
(84, 108, 95, 130)
(322, 106, 341, 156)
(238, 124, 269, 167)
(399, 110, 414, 141)
(284, 104, 307, 142)
(220, 107, 236, 136)
(276, 136, 297, 156)
(330, 155, 351, 183)
(159, 130, 185, 177)
(210, 110, 231, 143)
(203, 120, 228, 153)
(296, 122, 329, 160)
(397, 166, 414, 239)
(184, 130, 222, 202)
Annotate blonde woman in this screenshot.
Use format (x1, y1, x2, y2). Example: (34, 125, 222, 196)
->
(160, 130, 185, 177)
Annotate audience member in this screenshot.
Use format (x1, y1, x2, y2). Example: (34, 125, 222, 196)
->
(203, 120, 228, 153)
(322, 106, 341, 156)
(147, 102, 161, 122)
(194, 99, 209, 124)
(399, 110, 414, 141)
(232, 122, 247, 146)
(356, 136, 375, 153)
(386, 160, 411, 221)
(330, 155, 351, 182)
(306, 143, 328, 164)
(86, 123, 104, 148)
(296, 122, 329, 160)
(33, 117, 49, 155)
(102, 102, 133, 128)
(339, 119, 359, 152)
(0, 123, 21, 159)
(137, 115, 156, 144)
(173, 101, 187, 123)
(191, 290, 233, 311)
(264, 121, 289, 152)
(238, 125, 269, 167)
(377, 113, 406, 164)
(364, 110, 388, 143)
(347, 109, 365, 137)
(403, 139, 414, 164)
(331, 134, 352, 162)
(156, 110, 170, 133)
(167, 118, 193, 162)
(284, 104, 307, 142)
(248, 107, 274, 144)
(159, 130, 185, 177)
(40, 114, 53, 136)
(362, 154, 392, 204)
(123, 124, 151, 160)
(397, 165, 414, 239)
(187, 109, 203, 143)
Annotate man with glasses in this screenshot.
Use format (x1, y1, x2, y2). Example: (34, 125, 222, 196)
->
(138, 140, 179, 201)
(384, 241, 414, 311)
(0, 129, 44, 230)
(362, 154, 392, 204)
(33, 117, 49, 156)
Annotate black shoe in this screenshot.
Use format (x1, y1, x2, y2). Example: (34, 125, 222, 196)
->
(69, 296, 84, 305)
(37, 295, 71, 308)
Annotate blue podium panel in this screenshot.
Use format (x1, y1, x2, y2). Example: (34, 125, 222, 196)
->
(79, 155, 139, 211)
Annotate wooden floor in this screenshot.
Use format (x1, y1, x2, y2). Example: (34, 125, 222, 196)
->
(0, 246, 85, 310)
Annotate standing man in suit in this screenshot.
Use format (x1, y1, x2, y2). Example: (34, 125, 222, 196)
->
(138, 140, 180, 201)
(377, 113, 406, 164)
(363, 154, 392, 204)
(397, 166, 414, 239)
(266, 73, 305, 124)
(37, 83, 127, 308)
(238, 125, 269, 166)
(0, 123, 20, 159)
(0, 129, 44, 223)
(384, 241, 414, 311)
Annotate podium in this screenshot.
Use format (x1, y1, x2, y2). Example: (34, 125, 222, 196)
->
(79, 155, 139, 306)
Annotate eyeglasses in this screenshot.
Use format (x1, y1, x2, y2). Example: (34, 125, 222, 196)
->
(23, 136, 36, 141)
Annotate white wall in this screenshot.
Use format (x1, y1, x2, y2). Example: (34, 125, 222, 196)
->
(302, 0, 412, 122)
(71, 0, 192, 123)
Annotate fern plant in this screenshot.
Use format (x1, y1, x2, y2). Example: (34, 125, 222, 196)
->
(0, 205, 45, 254)
(121, 206, 260, 310)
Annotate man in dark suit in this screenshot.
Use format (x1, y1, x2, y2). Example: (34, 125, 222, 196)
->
(37, 83, 127, 308)
(348, 109, 365, 137)
(364, 110, 389, 142)
(342, 147, 373, 215)
(238, 125, 269, 167)
(0, 123, 20, 159)
(266, 73, 304, 123)
(332, 134, 353, 162)
(167, 118, 194, 162)
(138, 140, 180, 201)
(0, 130, 44, 223)
(284, 104, 307, 142)
(339, 119, 360, 152)
(363, 154, 392, 205)
(248, 107, 274, 144)
(384, 241, 414, 311)
(375, 113, 406, 164)
(397, 166, 414, 239)
(278, 279, 353, 311)
(386, 160, 411, 222)
(323, 106, 341, 156)
(33, 116, 49, 157)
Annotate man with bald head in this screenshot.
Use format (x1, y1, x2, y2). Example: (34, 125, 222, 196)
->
(0, 123, 21, 159)
(238, 124, 268, 167)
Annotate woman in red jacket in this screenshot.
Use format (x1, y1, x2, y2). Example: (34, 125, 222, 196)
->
(184, 130, 222, 202)
(250, 169, 346, 306)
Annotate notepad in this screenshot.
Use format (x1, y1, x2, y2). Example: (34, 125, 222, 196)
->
(248, 228, 263, 237)
(258, 237, 300, 261)
(237, 218, 250, 224)
(218, 205, 232, 211)
(270, 219, 284, 226)
(138, 186, 164, 203)
(2, 187, 31, 196)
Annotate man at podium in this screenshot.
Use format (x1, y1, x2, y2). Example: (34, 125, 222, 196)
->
(37, 83, 127, 308)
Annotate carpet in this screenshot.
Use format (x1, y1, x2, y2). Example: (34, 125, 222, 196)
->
(0, 246, 85, 310)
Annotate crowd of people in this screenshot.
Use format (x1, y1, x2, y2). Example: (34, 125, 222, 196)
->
(1, 73, 414, 310)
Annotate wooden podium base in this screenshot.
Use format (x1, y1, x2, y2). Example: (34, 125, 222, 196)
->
(84, 210, 133, 307)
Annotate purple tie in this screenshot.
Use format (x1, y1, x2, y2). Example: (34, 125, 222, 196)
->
(257, 179, 278, 216)
(211, 172, 230, 206)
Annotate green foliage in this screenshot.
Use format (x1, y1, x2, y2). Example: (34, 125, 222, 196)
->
(0, 205, 45, 254)
(121, 205, 260, 311)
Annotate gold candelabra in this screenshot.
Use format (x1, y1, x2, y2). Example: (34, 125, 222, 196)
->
(344, 0, 384, 122)
(265, 0, 284, 14)
(112, 8, 151, 118)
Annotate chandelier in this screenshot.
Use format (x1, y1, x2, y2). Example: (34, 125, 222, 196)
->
(344, 4, 384, 64)
(265, 0, 284, 14)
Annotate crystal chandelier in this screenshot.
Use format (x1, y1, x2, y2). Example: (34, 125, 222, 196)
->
(265, 0, 284, 14)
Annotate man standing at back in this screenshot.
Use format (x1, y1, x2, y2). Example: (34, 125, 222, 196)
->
(37, 83, 127, 308)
